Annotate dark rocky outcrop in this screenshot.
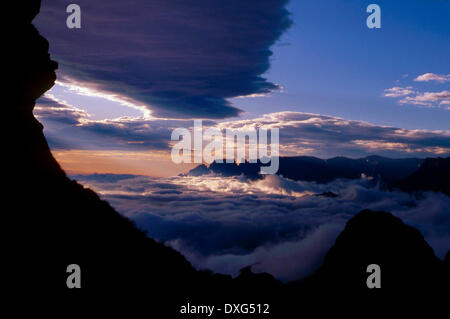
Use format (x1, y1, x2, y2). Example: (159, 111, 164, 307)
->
(5, 1, 234, 311)
(311, 210, 443, 290)
(286, 210, 449, 316)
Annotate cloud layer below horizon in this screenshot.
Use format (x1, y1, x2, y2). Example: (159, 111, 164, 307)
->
(73, 173, 450, 282)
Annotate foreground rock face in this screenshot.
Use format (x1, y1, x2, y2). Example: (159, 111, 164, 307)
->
(5, 0, 209, 303)
(313, 210, 443, 290)
(285, 210, 448, 311)
(5, 1, 448, 316)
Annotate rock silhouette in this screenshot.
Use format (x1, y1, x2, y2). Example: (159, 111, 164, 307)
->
(187, 155, 424, 184)
(309, 210, 444, 290)
(393, 157, 450, 196)
(6, 1, 448, 316)
(286, 210, 449, 316)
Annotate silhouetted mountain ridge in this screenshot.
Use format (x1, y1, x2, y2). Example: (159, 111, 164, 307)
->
(187, 155, 424, 183)
(288, 210, 448, 310)
(392, 157, 450, 196)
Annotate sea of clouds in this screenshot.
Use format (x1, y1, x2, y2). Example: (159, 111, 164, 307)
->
(73, 173, 450, 282)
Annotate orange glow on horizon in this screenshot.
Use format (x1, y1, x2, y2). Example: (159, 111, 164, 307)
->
(52, 149, 196, 177)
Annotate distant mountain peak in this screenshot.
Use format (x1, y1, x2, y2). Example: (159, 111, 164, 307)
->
(392, 157, 450, 195)
(186, 155, 424, 184)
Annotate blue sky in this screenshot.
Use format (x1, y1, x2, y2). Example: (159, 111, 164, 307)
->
(32, 0, 449, 175)
(232, 0, 450, 129)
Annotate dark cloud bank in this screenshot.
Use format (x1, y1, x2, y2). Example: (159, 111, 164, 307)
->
(35, 0, 292, 118)
(74, 173, 450, 282)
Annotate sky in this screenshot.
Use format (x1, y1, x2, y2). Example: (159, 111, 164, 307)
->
(33, 0, 450, 176)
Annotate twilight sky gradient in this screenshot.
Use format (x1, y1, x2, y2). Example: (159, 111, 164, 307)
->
(32, 0, 449, 176)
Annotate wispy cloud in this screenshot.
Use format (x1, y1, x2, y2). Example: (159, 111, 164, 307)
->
(399, 90, 450, 108)
(35, 102, 450, 158)
(35, 94, 90, 125)
(383, 86, 415, 98)
(384, 72, 450, 109)
(55, 79, 153, 120)
(218, 112, 450, 157)
(414, 73, 450, 83)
